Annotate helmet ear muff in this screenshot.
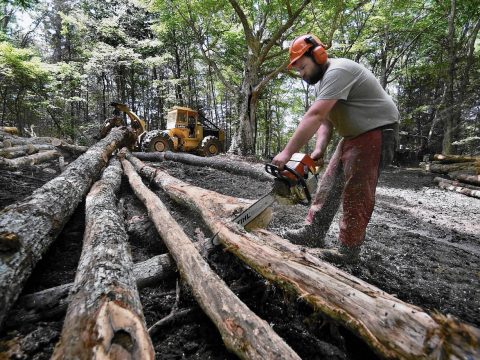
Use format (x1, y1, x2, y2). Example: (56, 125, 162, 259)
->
(305, 36, 328, 65)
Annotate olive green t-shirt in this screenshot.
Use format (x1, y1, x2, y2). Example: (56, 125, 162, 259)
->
(315, 58, 399, 138)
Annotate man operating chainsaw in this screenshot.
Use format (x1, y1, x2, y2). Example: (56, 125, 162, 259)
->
(272, 34, 399, 263)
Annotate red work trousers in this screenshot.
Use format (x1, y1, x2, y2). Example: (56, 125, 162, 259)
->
(306, 129, 382, 248)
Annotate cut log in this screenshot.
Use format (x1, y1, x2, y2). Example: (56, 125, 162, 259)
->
(435, 179, 480, 199)
(0, 144, 38, 158)
(125, 152, 480, 360)
(121, 155, 300, 360)
(429, 161, 479, 174)
(52, 158, 154, 359)
(54, 141, 88, 155)
(2, 135, 69, 148)
(433, 177, 480, 191)
(0, 127, 19, 136)
(131, 151, 273, 181)
(5, 253, 177, 327)
(0, 149, 63, 169)
(0, 127, 132, 329)
(452, 173, 480, 186)
(432, 154, 480, 163)
(0, 143, 87, 160)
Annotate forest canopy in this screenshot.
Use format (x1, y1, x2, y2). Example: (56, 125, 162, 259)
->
(1, 0, 479, 156)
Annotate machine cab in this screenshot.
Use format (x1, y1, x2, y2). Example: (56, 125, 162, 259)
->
(167, 107, 203, 140)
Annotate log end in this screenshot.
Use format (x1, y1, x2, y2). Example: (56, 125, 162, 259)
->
(94, 300, 155, 359)
(0, 231, 21, 251)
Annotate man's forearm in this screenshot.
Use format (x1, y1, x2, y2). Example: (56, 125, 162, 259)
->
(315, 121, 333, 154)
(283, 114, 325, 155)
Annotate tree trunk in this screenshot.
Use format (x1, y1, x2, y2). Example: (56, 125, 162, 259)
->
(126, 153, 480, 360)
(131, 151, 272, 181)
(0, 127, 132, 329)
(229, 60, 259, 155)
(121, 155, 301, 360)
(52, 158, 154, 359)
(442, 0, 457, 154)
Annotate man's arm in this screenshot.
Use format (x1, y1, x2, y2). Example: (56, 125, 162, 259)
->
(272, 99, 336, 169)
(310, 120, 333, 166)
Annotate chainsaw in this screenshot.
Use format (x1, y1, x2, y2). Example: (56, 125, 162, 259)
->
(233, 153, 320, 228)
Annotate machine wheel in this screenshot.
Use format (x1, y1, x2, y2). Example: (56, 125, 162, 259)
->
(200, 136, 222, 157)
(141, 130, 174, 152)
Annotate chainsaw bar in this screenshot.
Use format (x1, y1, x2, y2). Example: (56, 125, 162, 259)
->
(233, 192, 276, 227)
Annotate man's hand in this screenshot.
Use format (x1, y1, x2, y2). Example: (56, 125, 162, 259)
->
(271, 150, 292, 170)
(310, 148, 325, 167)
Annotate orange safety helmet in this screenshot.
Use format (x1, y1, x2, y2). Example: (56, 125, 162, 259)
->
(288, 34, 328, 69)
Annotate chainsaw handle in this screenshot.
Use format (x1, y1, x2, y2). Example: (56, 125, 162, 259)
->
(265, 163, 312, 204)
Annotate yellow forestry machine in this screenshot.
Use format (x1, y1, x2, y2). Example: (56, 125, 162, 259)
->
(101, 103, 225, 156)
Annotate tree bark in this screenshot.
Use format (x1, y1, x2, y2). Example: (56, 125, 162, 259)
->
(0, 149, 63, 169)
(131, 151, 272, 181)
(52, 158, 154, 359)
(126, 153, 480, 360)
(0, 127, 132, 329)
(121, 155, 300, 360)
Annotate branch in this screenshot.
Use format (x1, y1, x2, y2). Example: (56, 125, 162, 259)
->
(175, 0, 238, 94)
(227, 0, 256, 49)
(258, 0, 311, 64)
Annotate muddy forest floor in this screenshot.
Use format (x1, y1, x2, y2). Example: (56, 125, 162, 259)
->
(0, 155, 479, 360)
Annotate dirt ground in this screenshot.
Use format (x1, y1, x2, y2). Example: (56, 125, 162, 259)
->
(0, 155, 479, 359)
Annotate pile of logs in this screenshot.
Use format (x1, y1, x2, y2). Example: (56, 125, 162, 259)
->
(0, 127, 88, 171)
(423, 154, 480, 199)
(1, 131, 480, 358)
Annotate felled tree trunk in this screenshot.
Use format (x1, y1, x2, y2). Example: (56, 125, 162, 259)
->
(53, 141, 88, 155)
(2, 135, 67, 148)
(435, 179, 480, 199)
(0, 144, 38, 158)
(432, 154, 479, 163)
(433, 177, 480, 191)
(0, 127, 132, 329)
(0, 149, 63, 169)
(121, 155, 300, 360)
(0, 143, 87, 159)
(429, 161, 479, 174)
(131, 151, 272, 181)
(452, 173, 480, 186)
(6, 253, 176, 327)
(52, 158, 154, 359)
(126, 152, 480, 360)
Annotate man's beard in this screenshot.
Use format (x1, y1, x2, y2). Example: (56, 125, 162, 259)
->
(304, 65, 324, 85)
